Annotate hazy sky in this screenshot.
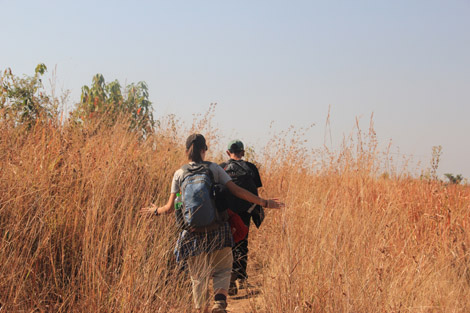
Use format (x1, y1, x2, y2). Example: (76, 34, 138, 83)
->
(2, 0, 469, 178)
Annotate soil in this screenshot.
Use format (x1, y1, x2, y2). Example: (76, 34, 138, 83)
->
(226, 273, 264, 313)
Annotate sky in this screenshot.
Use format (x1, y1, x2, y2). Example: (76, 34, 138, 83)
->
(1, 0, 469, 179)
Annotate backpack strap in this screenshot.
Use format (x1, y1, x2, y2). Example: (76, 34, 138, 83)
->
(181, 161, 215, 184)
(226, 159, 253, 177)
(201, 161, 215, 182)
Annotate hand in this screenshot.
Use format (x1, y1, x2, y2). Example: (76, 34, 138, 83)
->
(140, 203, 158, 215)
(265, 198, 284, 209)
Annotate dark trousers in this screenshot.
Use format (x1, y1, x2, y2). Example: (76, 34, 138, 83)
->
(232, 212, 251, 280)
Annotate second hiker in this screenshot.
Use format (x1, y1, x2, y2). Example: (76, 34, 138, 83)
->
(220, 139, 264, 296)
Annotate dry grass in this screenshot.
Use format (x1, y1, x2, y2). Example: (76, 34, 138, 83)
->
(1, 113, 469, 312)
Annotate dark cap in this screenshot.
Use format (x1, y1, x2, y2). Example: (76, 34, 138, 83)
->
(227, 139, 244, 152)
(186, 134, 207, 150)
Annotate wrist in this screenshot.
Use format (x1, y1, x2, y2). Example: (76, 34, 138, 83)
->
(154, 206, 160, 216)
(263, 199, 268, 207)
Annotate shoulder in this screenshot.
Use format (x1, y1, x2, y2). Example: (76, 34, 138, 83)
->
(173, 167, 185, 181)
(207, 161, 224, 173)
(243, 160, 256, 167)
(207, 161, 231, 184)
(244, 161, 262, 186)
(244, 161, 260, 172)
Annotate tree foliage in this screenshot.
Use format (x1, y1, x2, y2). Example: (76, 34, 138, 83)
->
(0, 64, 57, 128)
(444, 173, 463, 184)
(72, 74, 155, 135)
(1, 65, 156, 135)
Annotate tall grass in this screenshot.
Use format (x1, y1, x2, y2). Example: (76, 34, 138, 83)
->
(253, 119, 470, 313)
(1, 113, 469, 312)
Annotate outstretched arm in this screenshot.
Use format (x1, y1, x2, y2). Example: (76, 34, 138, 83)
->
(141, 193, 176, 215)
(225, 181, 284, 209)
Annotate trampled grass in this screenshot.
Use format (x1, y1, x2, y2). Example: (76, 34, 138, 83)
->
(0, 113, 469, 312)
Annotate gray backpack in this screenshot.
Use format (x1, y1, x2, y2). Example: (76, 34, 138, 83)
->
(179, 162, 228, 230)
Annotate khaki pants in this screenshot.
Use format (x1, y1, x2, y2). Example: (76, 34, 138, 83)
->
(187, 247, 233, 309)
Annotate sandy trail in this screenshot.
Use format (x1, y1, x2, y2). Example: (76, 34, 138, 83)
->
(226, 272, 264, 313)
(227, 290, 261, 313)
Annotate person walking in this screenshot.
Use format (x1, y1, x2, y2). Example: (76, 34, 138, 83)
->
(219, 140, 264, 296)
(142, 134, 283, 313)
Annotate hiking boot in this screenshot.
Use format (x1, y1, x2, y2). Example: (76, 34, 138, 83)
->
(211, 299, 227, 313)
(228, 280, 238, 296)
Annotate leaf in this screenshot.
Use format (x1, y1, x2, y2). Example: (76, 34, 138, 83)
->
(35, 63, 47, 75)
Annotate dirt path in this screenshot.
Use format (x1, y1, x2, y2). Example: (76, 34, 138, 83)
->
(226, 227, 267, 313)
(226, 273, 264, 313)
(227, 291, 258, 313)
(227, 288, 261, 312)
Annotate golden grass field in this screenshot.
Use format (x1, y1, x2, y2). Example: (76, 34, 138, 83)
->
(1, 111, 469, 312)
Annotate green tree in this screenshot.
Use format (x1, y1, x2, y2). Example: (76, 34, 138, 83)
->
(72, 74, 155, 135)
(444, 173, 463, 184)
(0, 64, 57, 128)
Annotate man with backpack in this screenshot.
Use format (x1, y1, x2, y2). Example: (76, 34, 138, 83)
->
(220, 140, 264, 296)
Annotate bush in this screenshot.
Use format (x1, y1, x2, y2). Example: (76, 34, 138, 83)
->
(0, 64, 57, 129)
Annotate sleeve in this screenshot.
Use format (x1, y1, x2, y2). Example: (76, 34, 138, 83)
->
(210, 163, 232, 185)
(247, 162, 262, 188)
(170, 170, 182, 194)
